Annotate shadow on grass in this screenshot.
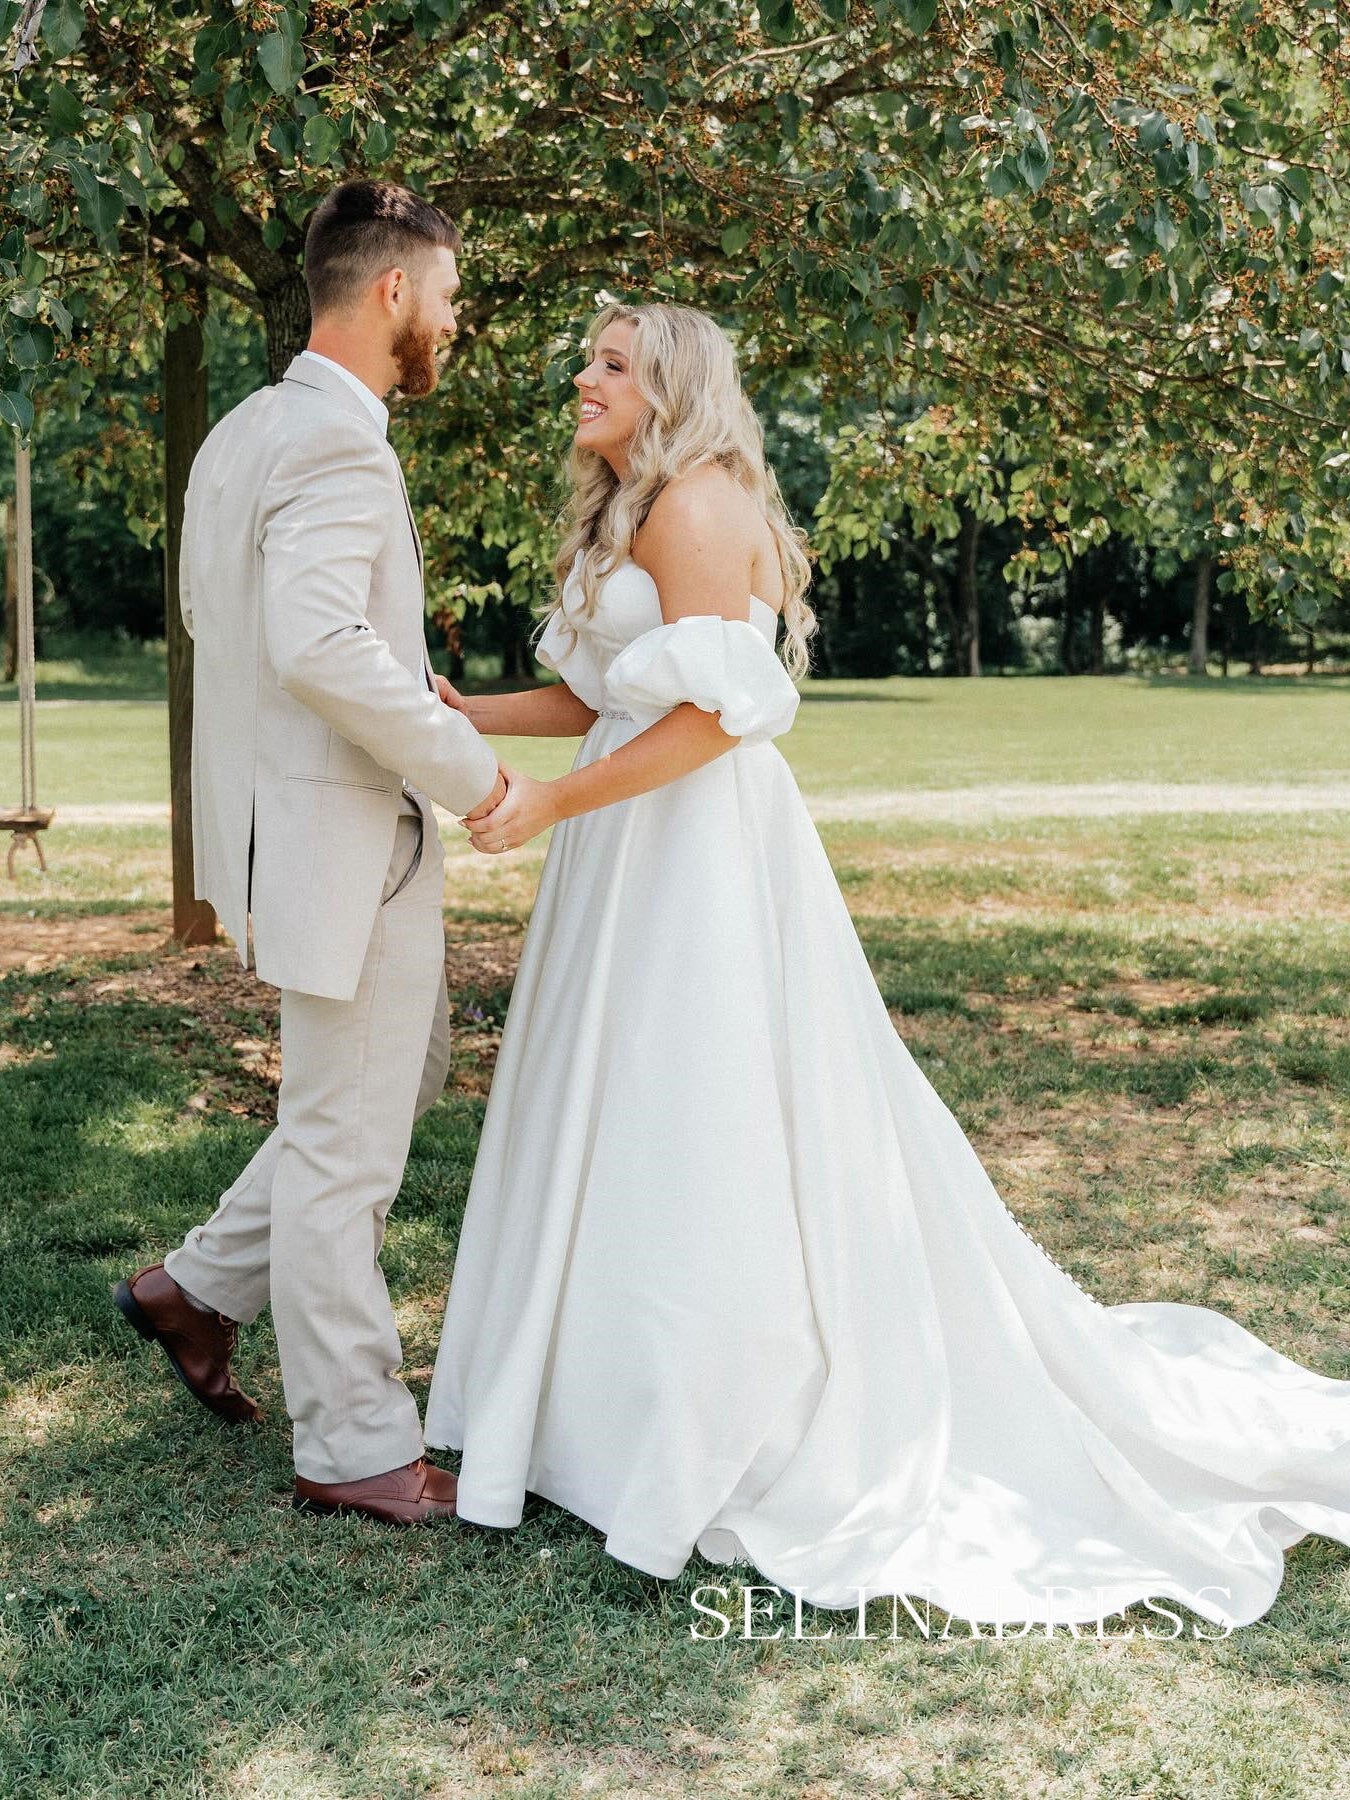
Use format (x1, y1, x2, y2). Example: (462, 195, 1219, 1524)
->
(798, 688, 931, 705)
(1, 635, 168, 705)
(1136, 673, 1350, 697)
(3, 946, 1350, 1796)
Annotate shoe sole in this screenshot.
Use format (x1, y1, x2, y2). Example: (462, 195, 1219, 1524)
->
(112, 1279, 260, 1425)
(292, 1495, 457, 1526)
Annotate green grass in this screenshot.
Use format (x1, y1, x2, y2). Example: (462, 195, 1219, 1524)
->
(5, 664, 1350, 808)
(3, 683, 1350, 1797)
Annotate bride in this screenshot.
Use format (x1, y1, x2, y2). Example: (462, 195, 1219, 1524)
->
(423, 301, 1350, 1629)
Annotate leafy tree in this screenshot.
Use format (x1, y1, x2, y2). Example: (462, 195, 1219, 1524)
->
(4, 0, 1349, 640)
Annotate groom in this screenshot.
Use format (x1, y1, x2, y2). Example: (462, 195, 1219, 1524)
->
(113, 180, 504, 1524)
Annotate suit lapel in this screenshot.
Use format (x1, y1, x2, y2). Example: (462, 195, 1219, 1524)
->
(281, 357, 423, 579)
(390, 452, 425, 581)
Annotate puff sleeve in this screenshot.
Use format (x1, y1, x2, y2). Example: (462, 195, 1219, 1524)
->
(604, 614, 800, 746)
(534, 608, 607, 713)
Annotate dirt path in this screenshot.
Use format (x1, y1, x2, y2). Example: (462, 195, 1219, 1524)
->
(806, 779, 1350, 822)
(51, 779, 1350, 832)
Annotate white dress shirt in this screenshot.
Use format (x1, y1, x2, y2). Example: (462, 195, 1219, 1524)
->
(298, 350, 390, 435)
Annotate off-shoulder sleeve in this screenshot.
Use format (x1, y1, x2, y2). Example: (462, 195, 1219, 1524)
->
(534, 607, 606, 713)
(604, 614, 800, 745)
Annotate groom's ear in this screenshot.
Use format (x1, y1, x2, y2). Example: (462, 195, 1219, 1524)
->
(375, 265, 411, 317)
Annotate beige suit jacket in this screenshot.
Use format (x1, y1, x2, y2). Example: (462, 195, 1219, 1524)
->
(181, 354, 499, 1000)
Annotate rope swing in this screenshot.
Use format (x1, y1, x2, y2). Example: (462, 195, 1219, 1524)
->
(3, 430, 53, 877)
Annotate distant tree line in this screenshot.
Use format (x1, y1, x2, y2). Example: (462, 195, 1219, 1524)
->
(10, 359, 1344, 684)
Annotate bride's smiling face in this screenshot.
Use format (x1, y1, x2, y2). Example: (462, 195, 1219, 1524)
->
(573, 322, 645, 473)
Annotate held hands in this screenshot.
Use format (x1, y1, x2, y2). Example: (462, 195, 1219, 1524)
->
(460, 765, 560, 854)
(465, 769, 508, 822)
(441, 681, 554, 851)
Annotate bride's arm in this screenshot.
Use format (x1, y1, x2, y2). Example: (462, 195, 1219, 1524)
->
(465, 477, 765, 847)
(444, 679, 598, 739)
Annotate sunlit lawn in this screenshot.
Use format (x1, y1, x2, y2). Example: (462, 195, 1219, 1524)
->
(2, 673, 1350, 1798)
(5, 645, 1349, 809)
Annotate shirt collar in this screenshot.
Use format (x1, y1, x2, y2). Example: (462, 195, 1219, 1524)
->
(297, 350, 389, 436)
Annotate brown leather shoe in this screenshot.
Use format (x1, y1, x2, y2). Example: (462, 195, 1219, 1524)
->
(112, 1262, 262, 1424)
(293, 1457, 458, 1525)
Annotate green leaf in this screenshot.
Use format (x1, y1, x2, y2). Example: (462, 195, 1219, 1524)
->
(302, 114, 341, 163)
(639, 78, 668, 113)
(985, 157, 1020, 198)
(775, 91, 805, 137)
(112, 154, 146, 203)
(262, 216, 287, 251)
(1244, 182, 1282, 222)
(268, 119, 297, 165)
(1016, 140, 1052, 193)
(9, 322, 55, 370)
(45, 292, 72, 336)
(41, 0, 85, 55)
(68, 163, 124, 245)
(11, 183, 48, 226)
(0, 391, 35, 437)
(721, 221, 753, 255)
(194, 22, 237, 71)
(257, 30, 304, 95)
(365, 120, 393, 164)
(1152, 200, 1179, 254)
(896, 0, 938, 32)
(1136, 111, 1171, 153)
(756, 0, 795, 42)
(48, 80, 84, 136)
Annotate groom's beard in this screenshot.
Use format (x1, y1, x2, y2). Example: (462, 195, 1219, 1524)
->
(391, 307, 440, 398)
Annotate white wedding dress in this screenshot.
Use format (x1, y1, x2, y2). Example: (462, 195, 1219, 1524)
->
(424, 556, 1350, 1629)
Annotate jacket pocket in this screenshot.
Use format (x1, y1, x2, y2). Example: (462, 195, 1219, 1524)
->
(285, 773, 393, 795)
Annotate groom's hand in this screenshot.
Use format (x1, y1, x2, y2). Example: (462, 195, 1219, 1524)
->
(462, 769, 507, 825)
(434, 674, 467, 711)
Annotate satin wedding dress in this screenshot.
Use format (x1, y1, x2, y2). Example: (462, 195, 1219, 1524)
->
(424, 555, 1350, 1629)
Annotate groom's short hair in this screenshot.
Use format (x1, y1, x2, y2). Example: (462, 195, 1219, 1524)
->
(304, 180, 462, 317)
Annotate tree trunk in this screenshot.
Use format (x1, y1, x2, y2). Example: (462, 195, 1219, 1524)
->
(504, 630, 533, 680)
(1060, 565, 1079, 674)
(955, 502, 982, 677)
(1189, 553, 1213, 676)
(163, 289, 217, 948)
(446, 613, 466, 682)
(261, 270, 312, 383)
(1089, 583, 1105, 676)
(1305, 629, 1316, 677)
(4, 498, 15, 685)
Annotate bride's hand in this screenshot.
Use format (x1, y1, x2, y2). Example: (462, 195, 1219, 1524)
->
(463, 768, 559, 853)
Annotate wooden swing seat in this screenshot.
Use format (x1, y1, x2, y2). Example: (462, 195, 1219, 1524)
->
(0, 805, 54, 876)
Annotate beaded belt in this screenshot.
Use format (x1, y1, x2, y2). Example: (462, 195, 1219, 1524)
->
(598, 707, 633, 721)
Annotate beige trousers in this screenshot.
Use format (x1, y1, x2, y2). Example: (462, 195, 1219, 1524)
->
(165, 801, 452, 1482)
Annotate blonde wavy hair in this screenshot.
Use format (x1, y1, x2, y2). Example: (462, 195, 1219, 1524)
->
(540, 302, 817, 681)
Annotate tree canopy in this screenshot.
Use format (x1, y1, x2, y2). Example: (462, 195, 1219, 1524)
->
(3, 0, 1348, 624)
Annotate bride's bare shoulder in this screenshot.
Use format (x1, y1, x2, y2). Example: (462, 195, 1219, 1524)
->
(643, 463, 754, 537)
(632, 466, 761, 620)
